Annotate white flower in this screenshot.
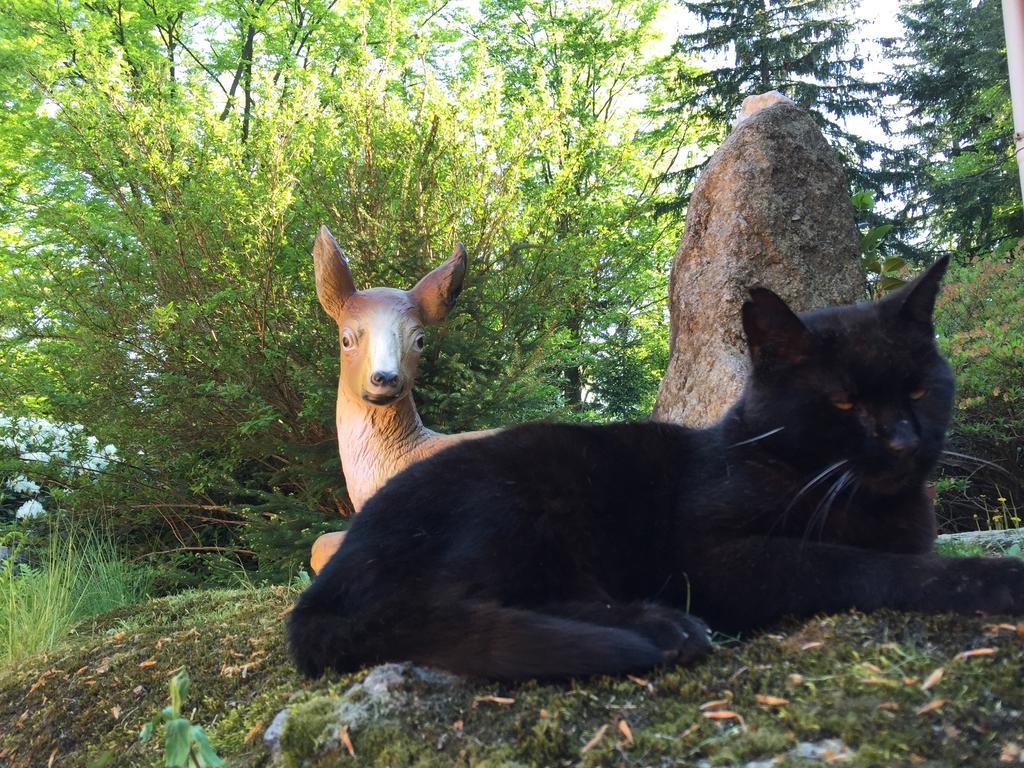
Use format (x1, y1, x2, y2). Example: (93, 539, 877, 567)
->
(2, 411, 119, 490)
(15, 499, 46, 519)
(6, 475, 41, 495)
(80, 456, 109, 473)
(19, 451, 51, 464)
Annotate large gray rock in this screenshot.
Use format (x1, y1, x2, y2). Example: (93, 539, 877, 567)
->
(652, 96, 864, 427)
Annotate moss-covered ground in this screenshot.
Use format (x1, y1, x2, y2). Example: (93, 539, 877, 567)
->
(0, 586, 1021, 767)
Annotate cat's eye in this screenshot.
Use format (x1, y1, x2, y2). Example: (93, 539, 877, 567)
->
(832, 400, 855, 411)
(910, 388, 927, 400)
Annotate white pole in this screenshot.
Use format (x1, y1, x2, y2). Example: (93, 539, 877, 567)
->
(1002, 0, 1024, 206)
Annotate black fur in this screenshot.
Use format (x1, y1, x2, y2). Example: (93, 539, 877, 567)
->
(290, 257, 1024, 679)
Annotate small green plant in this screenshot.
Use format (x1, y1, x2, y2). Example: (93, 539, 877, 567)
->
(852, 190, 907, 298)
(140, 669, 224, 767)
(971, 491, 1022, 532)
(291, 568, 312, 590)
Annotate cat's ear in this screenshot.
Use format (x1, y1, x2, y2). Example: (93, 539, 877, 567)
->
(742, 288, 812, 366)
(891, 255, 950, 325)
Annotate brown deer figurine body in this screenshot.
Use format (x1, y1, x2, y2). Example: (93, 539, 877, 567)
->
(309, 226, 496, 572)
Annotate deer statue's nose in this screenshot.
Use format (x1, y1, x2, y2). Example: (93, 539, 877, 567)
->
(370, 371, 400, 388)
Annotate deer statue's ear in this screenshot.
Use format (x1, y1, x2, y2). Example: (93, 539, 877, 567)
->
(409, 244, 467, 325)
(742, 287, 812, 367)
(313, 225, 356, 321)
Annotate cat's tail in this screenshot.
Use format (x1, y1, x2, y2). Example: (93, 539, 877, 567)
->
(289, 587, 706, 680)
(286, 560, 395, 677)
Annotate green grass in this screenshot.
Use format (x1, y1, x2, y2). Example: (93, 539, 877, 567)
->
(0, 527, 151, 666)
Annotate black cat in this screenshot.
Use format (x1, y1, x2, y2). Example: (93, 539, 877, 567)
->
(289, 257, 1024, 680)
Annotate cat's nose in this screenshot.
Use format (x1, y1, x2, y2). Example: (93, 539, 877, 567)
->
(885, 422, 919, 457)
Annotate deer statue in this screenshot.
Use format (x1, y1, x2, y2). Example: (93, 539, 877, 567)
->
(309, 226, 497, 573)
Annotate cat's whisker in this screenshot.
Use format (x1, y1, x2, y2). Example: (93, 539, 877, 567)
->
(940, 450, 1016, 478)
(769, 459, 848, 539)
(806, 470, 854, 543)
(803, 472, 840, 543)
(728, 427, 785, 449)
(784, 459, 848, 516)
(846, 476, 862, 507)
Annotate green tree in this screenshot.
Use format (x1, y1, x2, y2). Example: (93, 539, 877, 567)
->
(474, 0, 677, 415)
(662, 0, 884, 202)
(885, 0, 1022, 257)
(0, 0, 680, 584)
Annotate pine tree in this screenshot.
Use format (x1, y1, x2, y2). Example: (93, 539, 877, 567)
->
(663, 0, 884, 200)
(886, 0, 1022, 256)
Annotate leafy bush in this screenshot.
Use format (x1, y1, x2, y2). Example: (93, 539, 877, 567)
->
(934, 249, 1024, 530)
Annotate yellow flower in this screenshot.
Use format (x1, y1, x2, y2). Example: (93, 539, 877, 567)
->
(997, 497, 1007, 503)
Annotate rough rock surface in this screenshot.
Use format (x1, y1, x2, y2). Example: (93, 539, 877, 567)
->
(653, 97, 865, 427)
(936, 528, 1024, 552)
(268, 662, 465, 765)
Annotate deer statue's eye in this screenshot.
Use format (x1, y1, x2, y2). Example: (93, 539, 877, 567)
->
(910, 388, 927, 400)
(341, 331, 356, 350)
(413, 333, 425, 351)
(832, 399, 855, 411)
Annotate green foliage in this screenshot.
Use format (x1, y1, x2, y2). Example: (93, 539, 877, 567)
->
(140, 669, 225, 767)
(0, 525, 150, 665)
(0, 0, 681, 585)
(852, 189, 906, 298)
(934, 250, 1024, 529)
(885, 0, 1023, 256)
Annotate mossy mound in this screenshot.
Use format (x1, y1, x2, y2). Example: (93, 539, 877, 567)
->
(0, 587, 1021, 767)
(0, 587, 317, 767)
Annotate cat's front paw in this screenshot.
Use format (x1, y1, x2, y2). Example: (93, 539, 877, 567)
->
(634, 605, 713, 665)
(940, 556, 1024, 616)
